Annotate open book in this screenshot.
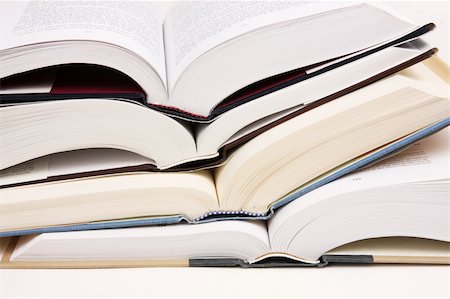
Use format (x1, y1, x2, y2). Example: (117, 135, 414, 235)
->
(1, 62, 449, 237)
(0, 1, 436, 121)
(0, 49, 443, 174)
(1, 128, 448, 268)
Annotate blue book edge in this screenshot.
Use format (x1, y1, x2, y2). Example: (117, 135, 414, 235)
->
(1, 118, 449, 237)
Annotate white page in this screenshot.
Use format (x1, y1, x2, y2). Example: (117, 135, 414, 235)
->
(330, 128, 450, 191)
(11, 220, 270, 262)
(0, 1, 167, 87)
(0, 157, 49, 187)
(0, 149, 155, 187)
(48, 149, 154, 178)
(163, 1, 355, 93)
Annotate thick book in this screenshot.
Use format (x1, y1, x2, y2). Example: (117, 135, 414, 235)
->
(0, 51, 444, 177)
(0, 62, 449, 237)
(0, 1, 439, 174)
(1, 129, 448, 268)
(0, 2, 436, 120)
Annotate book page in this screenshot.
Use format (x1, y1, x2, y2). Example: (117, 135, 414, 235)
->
(282, 128, 450, 203)
(163, 1, 354, 93)
(335, 128, 450, 190)
(0, 1, 166, 86)
(0, 149, 155, 187)
(269, 128, 450, 239)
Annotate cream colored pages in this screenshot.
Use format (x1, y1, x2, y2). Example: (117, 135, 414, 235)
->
(0, 170, 218, 232)
(326, 237, 450, 264)
(319, 128, 450, 192)
(269, 128, 450, 236)
(215, 90, 449, 212)
(327, 237, 450, 258)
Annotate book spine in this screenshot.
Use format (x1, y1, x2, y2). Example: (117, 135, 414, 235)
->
(192, 210, 268, 222)
(0, 215, 186, 238)
(321, 255, 374, 265)
(189, 258, 247, 267)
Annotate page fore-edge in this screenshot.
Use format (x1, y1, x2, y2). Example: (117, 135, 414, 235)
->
(1, 118, 449, 238)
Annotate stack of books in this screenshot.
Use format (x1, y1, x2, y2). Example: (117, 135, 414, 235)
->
(0, 1, 449, 268)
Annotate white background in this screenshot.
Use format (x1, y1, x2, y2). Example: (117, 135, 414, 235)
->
(0, 2, 449, 298)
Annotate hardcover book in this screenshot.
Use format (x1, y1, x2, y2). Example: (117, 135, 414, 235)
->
(0, 2, 441, 178)
(0, 1, 440, 177)
(1, 128, 448, 268)
(0, 1, 436, 120)
(0, 1, 449, 269)
(0, 62, 449, 237)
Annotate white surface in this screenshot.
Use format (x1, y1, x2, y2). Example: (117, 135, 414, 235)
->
(1, 267, 450, 299)
(0, 2, 449, 299)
